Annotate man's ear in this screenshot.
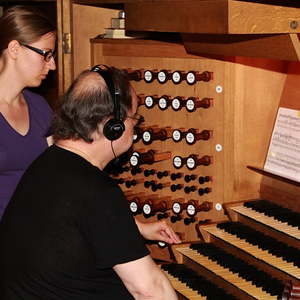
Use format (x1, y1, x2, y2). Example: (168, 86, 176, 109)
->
(7, 40, 21, 59)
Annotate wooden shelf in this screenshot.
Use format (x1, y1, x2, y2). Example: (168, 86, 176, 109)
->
(182, 33, 300, 61)
(91, 33, 300, 62)
(90, 37, 200, 59)
(248, 166, 300, 187)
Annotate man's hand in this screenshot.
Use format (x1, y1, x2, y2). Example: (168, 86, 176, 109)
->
(135, 219, 181, 244)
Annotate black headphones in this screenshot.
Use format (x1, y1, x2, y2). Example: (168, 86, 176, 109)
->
(91, 65, 125, 141)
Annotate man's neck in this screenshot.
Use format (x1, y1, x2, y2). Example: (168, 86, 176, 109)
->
(55, 139, 107, 170)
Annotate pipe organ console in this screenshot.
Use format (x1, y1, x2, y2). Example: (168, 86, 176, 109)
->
(57, 0, 300, 298)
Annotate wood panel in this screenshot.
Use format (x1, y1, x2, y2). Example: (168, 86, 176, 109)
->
(126, 0, 229, 34)
(260, 61, 300, 211)
(125, 0, 300, 34)
(58, 2, 120, 93)
(260, 177, 300, 213)
(72, 4, 118, 78)
(214, 56, 287, 203)
(277, 61, 300, 109)
(228, 1, 300, 34)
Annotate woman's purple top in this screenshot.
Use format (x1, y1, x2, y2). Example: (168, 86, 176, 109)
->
(0, 89, 52, 218)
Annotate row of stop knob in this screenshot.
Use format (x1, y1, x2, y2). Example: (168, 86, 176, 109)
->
(144, 180, 211, 195)
(109, 164, 212, 182)
(117, 171, 211, 184)
(126, 193, 213, 218)
(129, 150, 212, 170)
(119, 177, 211, 195)
(143, 169, 211, 184)
(134, 126, 212, 145)
(138, 94, 212, 112)
(125, 68, 213, 85)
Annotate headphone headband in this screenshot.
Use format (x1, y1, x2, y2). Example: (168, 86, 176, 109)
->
(90, 65, 125, 141)
(91, 65, 121, 120)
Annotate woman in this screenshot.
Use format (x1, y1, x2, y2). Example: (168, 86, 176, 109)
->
(0, 5, 56, 218)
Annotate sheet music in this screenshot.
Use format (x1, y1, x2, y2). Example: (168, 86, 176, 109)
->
(264, 107, 300, 182)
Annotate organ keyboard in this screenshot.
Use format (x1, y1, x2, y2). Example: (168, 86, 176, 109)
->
(227, 202, 300, 240)
(176, 246, 280, 299)
(199, 224, 300, 280)
(163, 198, 300, 299)
(161, 268, 206, 300)
(160, 263, 238, 300)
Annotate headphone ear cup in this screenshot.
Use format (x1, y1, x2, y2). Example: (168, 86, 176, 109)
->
(103, 118, 125, 141)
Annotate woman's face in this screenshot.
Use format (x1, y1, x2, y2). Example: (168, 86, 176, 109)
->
(17, 31, 56, 87)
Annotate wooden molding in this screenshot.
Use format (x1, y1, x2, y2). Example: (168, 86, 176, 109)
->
(56, 0, 73, 95)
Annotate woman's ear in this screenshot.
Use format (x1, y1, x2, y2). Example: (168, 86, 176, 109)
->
(7, 40, 21, 59)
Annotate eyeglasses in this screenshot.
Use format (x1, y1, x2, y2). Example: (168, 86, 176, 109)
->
(127, 113, 144, 127)
(21, 43, 56, 62)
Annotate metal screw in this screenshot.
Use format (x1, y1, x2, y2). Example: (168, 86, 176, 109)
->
(290, 20, 298, 30)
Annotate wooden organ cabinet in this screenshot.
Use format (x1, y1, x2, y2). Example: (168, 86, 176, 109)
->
(57, 1, 300, 299)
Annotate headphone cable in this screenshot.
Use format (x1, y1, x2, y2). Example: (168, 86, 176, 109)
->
(111, 141, 120, 165)
(111, 141, 117, 159)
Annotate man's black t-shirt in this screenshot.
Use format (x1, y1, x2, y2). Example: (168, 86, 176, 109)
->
(0, 145, 149, 300)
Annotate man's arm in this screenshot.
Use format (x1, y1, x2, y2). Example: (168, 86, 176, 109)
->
(113, 255, 178, 300)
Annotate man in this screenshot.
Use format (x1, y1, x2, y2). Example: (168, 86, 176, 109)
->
(0, 66, 178, 299)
